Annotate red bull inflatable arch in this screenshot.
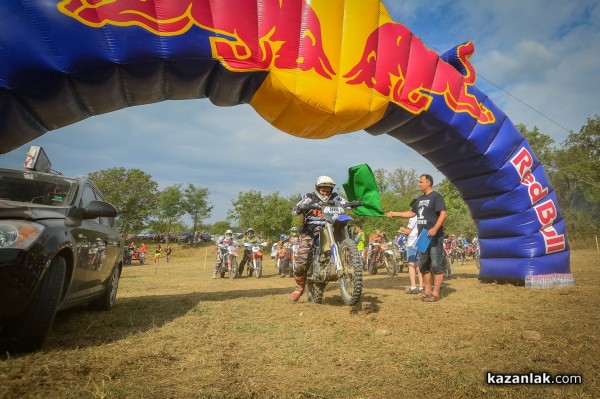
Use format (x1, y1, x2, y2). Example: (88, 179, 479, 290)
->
(0, 0, 569, 281)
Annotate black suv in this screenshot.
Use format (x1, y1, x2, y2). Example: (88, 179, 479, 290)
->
(0, 168, 123, 352)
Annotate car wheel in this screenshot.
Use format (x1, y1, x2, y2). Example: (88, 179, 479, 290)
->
(90, 264, 121, 310)
(0, 256, 66, 353)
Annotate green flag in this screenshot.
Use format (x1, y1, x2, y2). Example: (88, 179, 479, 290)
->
(343, 164, 384, 217)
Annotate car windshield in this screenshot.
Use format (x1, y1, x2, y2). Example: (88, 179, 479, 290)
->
(0, 169, 78, 206)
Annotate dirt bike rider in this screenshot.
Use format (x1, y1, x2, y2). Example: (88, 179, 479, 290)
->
(213, 229, 240, 279)
(238, 227, 262, 276)
(457, 232, 468, 261)
(367, 229, 387, 275)
(276, 233, 289, 271)
(290, 175, 356, 302)
(280, 227, 300, 277)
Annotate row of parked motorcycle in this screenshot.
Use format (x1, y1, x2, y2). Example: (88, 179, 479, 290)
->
(362, 236, 481, 278)
(214, 242, 268, 279)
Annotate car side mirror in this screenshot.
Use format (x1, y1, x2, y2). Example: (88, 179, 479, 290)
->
(81, 200, 118, 219)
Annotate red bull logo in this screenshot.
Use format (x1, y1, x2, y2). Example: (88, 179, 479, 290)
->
(57, 0, 334, 79)
(510, 146, 565, 254)
(343, 23, 494, 124)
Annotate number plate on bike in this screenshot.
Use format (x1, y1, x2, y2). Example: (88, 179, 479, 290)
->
(323, 206, 344, 215)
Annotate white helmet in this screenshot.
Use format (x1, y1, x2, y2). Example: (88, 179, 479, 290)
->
(315, 175, 335, 189)
(225, 229, 233, 236)
(315, 176, 335, 201)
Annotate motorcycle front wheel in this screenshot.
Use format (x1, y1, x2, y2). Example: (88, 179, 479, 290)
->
(383, 253, 397, 277)
(230, 259, 239, 279)
(444, 254, 452, 278)
(255, 259, 262, 278)
(337, 238, 363, 306)
(307, 281, 326, 304)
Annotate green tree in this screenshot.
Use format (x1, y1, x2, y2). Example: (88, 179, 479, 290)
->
(552, 115, 600, 242)
(211, 221, 232, 236)
(387, 168, 421, 197)
(156, 184, 185, 245)
(227, 190, 296, 241)
(438, 179, 476, 238)
(373, 168, 390, 193)
(88, 167, 158, 233)
(182, 184, 213, 237)
(516, 123, 556, 171)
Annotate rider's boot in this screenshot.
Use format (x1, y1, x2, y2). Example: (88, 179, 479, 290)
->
(212, 264, 219, 279)
(290, 275, 306, 302)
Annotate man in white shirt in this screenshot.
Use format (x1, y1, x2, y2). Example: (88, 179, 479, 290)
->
(398, 199, 423, 294)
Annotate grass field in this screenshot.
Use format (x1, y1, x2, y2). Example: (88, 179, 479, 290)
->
(1, 245, 598, 399)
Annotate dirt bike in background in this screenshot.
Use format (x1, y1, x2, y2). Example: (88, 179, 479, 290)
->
(304, 201, 363, 305)
(366, 241, 397, 276)
(280, 240, 299, 277)
(442, 246, 453, 278)
(244, 242, 267, 278)
(270, 243, 278, 259)
(217, 244, 239, 279)
(276, 243, 289, 271)
(393, 234, 408, 273)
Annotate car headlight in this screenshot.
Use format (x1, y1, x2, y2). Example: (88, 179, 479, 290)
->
(0, 221, 45, 249)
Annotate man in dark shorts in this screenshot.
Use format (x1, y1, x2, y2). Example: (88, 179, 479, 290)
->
(385, 174, 447, 302)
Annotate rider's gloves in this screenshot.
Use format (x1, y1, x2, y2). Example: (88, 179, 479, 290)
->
(346, 200, 362, 208)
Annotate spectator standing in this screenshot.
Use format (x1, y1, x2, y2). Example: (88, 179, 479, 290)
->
(124, 244, 132, 265)
(385, 174, 447, 302)
(165, 245, 172, 263)
(398, 199, 423, 294)
(354, 224, 366, 266)
(153, 244, 162, 265)
(139, 242, 147, 265)
(367, 229, 387, 275)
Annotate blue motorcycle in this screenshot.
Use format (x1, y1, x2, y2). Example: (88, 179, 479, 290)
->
(305, 201, 363, 305)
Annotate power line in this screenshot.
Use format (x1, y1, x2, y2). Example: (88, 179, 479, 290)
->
(476, 74, 573, 135)
(423, 40, 574, 136)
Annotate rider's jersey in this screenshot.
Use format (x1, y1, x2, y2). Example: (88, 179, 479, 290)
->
(243, 236, 261, 245)
(288, 235, 300, 245)
(216, 236, 239, 248)
(369, 233, 387, 244)
(293, 191, 349, 228)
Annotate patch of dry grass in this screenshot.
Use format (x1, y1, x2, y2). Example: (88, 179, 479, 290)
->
(1, 244, 598, 399)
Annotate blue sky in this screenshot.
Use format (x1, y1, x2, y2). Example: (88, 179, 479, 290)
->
(1, 0, 598, 225)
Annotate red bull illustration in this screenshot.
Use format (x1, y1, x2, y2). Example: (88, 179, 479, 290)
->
(0, 0, 569, 281)
(343, 24, 494, 124)
(58, 0, 335, 79)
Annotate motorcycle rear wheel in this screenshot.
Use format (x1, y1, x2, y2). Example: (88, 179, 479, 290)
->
(337, 238, 363, 306)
